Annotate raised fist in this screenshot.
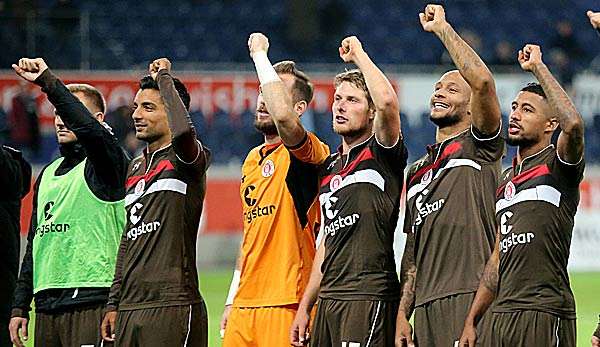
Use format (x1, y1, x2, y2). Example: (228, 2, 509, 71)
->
(339, 36, 365, 63)
(419, 4, 448, 34)
(248, 32, 269, 59)
(587, 10, 600, 29)
(518, 44, 544, 72)
(149, 58, 172, 80)
(12, 58, 49, 82)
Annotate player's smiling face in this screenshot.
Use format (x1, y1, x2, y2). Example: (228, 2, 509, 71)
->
(132, 88, 171, 143)
(332, 81, 374, 137)
(429, 71, 471, 127)
(507, 91, 556, 146)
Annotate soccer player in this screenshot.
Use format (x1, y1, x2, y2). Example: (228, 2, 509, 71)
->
(396, 4, 504, 346)
(290, 35, 406, 347)
(458, 44, 584, 347)
(101, 58, 210, 346)
(9, 58, 128, 347)
(220, 33, 329, 347)
(0, 146, 31, 347)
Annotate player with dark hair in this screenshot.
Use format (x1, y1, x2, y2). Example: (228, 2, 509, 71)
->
(396, 4, 504, 346)
(459, 44, 584, 347)
(290, 35, 406, 346)
(0, 146, 31, 347)
(9, 58, 128, 347)
(220, 33, 329, 347)
(101, 58, 210, 346)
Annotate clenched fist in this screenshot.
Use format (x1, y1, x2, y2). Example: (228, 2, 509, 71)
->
(419, 4, 449, 34)
(339, 36, 365, 63)
(518, 44, 544, 72)
(248, 32, 269, 59)
(12, 58, 49, 82)
(149, 58, 172, 80)
(587, 10, 600, 29)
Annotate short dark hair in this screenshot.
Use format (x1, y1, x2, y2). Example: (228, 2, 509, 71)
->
(67, 84, 106, 113)
(139, 75, 191, 111)
(334, 69, 375, 110)
(273, 60, 314, 104)
(520, 83, 546, 99)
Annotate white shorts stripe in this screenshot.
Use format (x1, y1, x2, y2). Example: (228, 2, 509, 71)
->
(184, 304, 192, 346)
(365, 301, 381, 347)
(496, 185, 561, 212)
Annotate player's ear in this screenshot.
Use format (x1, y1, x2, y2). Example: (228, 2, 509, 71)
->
(94, 112, 105, 122)
(546, 117, 559, 133)
(294, 100, 307, 117)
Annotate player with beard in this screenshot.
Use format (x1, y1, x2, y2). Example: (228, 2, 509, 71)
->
(459, 44, 585, 347)
(396, 4, 504, 346)
(220, 33, 330, 346)
(290, 35, 406, 346)
(101, 59, 210, 346)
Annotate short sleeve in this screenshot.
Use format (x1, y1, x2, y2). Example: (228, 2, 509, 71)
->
(288, 131, 330, 165)
(470, 124, 504, 162)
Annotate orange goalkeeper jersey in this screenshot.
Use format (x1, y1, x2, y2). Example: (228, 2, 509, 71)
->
(233, 131, 329, 307)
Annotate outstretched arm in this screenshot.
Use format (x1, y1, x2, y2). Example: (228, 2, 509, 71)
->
(339, 36, 400, 146)
(420, 4, 501, 135)
(518, 44, 584, 163)
(248, 33, 307, 147)
(149, 58, 207, 166)
(395, 232, 417, 347)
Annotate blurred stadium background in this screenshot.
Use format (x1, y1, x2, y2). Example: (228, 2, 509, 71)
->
(1, 0, 599, 346)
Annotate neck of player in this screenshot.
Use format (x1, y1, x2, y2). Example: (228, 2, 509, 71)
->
(341, 131, 372, 155)
(264, 134, 281, 145)
(147, 133, 172, 154)
(516, 138, 552, 165)
(435, 118, 470, 143)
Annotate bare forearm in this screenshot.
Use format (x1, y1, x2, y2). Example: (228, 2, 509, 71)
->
(532, 64, 583, 134)
(436, 23, 492, 90)
(465, 249, 498, 325)
(353, 52, 398, 114)
(352, 51, 400, 145)
(260, 81, 305, 146)
(298, 242, 325, 313)
(398, 234, 417, 318)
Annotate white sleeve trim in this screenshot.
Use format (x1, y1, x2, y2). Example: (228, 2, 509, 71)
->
(175, 139, 203, 165)
(556, 150, 584, 166)
(225, 269, 241, 306)
(375, 133, 401, 149)
(470, 121, 502, 142)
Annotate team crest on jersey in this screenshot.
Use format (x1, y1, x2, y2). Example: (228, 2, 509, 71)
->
(134, 179, 145, 196)
(261, 159, 275, 178)
(330, 175, 343, 192)
(504, 181, 516, 201)
(421, 168, 433, 185)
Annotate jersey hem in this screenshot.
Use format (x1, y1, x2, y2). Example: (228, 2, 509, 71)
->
(118, 298, 203, 311)
(415, 287, 477, 307)
(492, 306, 576, 320)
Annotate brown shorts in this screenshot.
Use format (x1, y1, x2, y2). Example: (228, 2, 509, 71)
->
(35, 303, 109, 347)
(489, 310, 576, 347)
(115, 302, 207, 347)
(311, 298, 398, 347)
(414, 293, 491, 346)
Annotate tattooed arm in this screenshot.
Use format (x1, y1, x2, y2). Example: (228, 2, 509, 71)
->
(459, 229, 500, 347)
(518, 44, 585, 164)
(420, 4, 501, 135)
(395, 233, 417, 347)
